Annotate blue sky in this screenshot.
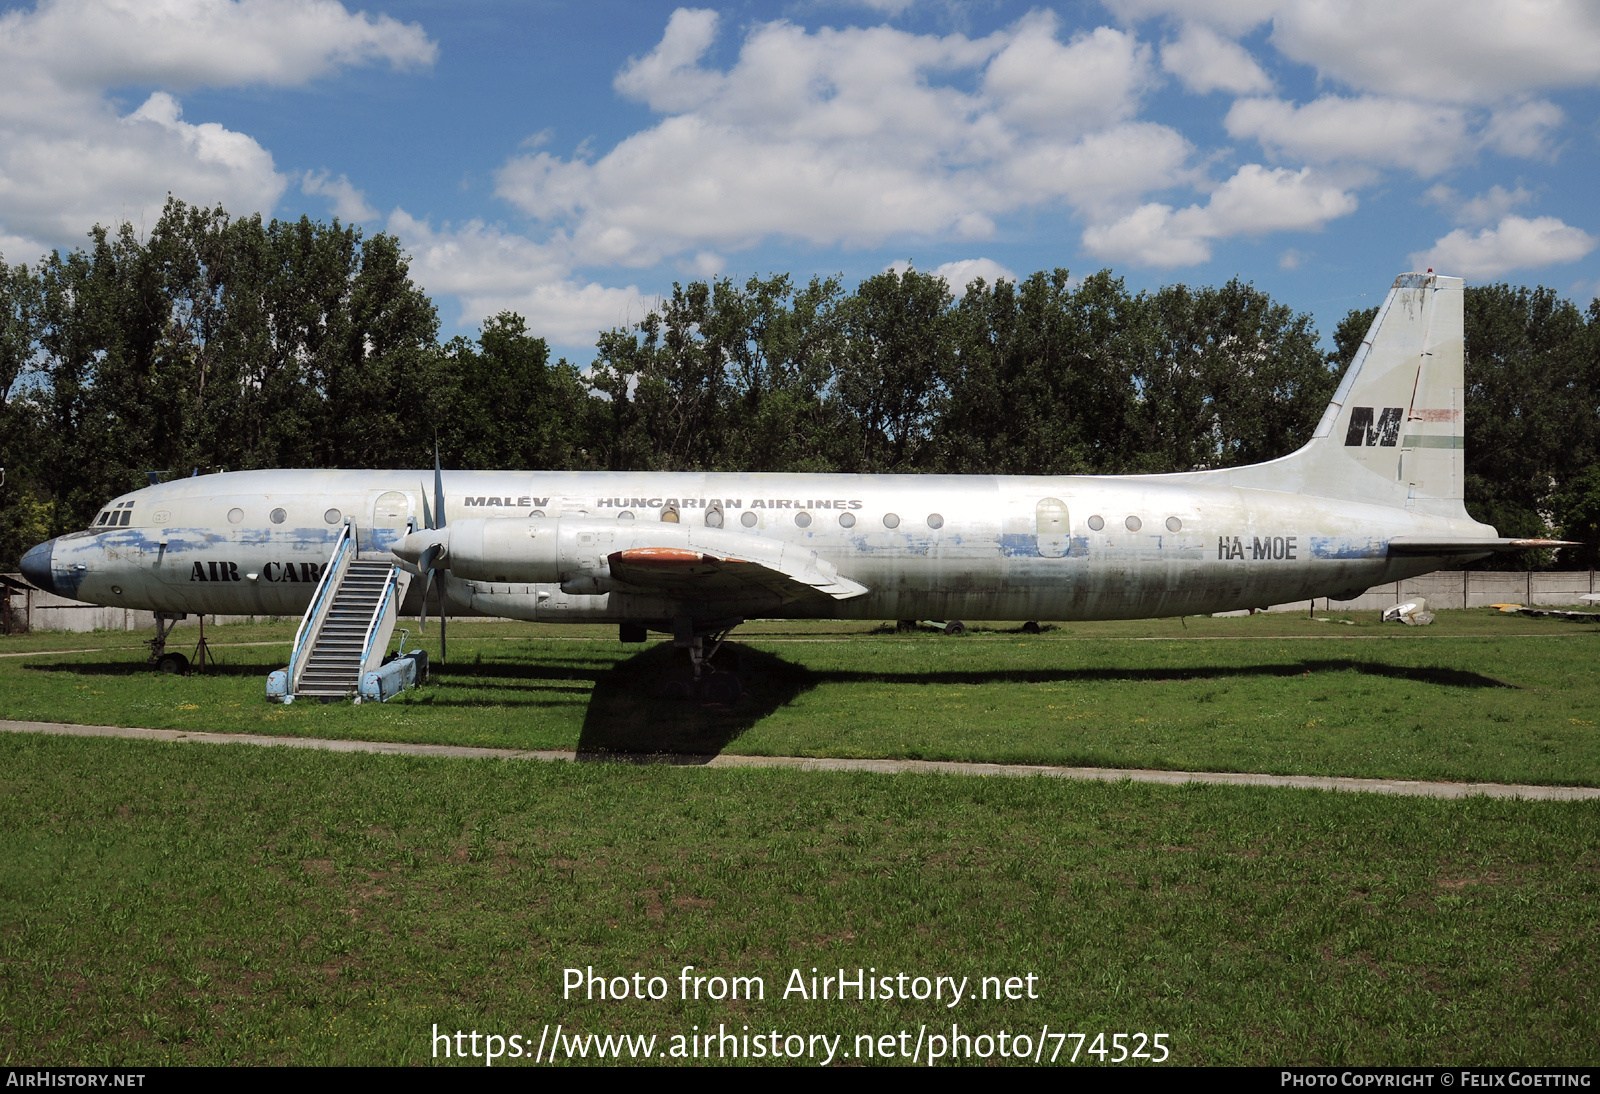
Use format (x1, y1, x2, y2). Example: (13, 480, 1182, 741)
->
(2, 0, 1598, 358)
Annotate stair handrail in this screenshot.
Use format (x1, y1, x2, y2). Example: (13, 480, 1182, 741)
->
(288, 520, 356, 695)
(357, 565, 402, 681)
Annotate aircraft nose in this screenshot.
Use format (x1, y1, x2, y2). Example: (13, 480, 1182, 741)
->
(20, 538, 56, 595)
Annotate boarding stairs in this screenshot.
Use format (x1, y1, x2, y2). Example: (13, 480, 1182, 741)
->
(281, 522, 412, 701)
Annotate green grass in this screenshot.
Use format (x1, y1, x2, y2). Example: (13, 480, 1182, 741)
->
(2, 611, 1597, 785)
(1, 732, 1596, 1067)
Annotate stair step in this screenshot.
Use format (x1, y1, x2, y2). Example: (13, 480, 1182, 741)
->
(288, 557, 405, 698)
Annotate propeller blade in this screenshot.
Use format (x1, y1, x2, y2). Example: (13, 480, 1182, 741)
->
(438, 579, 448, 663)
(420, 486, 434, 532)
(414, 541, 445, 630)
(433, 446, 447, 530)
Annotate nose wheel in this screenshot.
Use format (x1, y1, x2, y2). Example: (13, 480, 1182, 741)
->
(147, 611, 188, 672)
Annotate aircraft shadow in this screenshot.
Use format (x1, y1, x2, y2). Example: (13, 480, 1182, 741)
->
(567, 651, 1507, 765)
(23, 660, 264, 679)
(575, 642, 812, 763)
(803, 660, 1514, 690)
(428, 660, 607, 682)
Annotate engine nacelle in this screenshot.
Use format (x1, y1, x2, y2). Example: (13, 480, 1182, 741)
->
(393, 516, 618, 587)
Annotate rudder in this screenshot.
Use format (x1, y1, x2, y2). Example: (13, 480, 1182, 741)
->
(1210, 272, 1471, 519)
(1309, 272, 1464, 513)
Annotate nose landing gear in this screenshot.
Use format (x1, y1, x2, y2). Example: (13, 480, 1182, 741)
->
(147, 611, 188, 673)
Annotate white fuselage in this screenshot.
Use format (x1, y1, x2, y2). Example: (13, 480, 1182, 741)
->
(37, 468, 1467, 624)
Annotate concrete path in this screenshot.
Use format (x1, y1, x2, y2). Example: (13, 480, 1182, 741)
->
(4, 719, 1597, 801)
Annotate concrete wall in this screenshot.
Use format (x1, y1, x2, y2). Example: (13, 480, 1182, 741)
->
(1268, 570, 1598, 613)
(0, 581, 284, 633)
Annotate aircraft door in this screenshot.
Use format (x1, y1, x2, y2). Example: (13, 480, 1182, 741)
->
(1037, 497, 1070, 558)
(370, 490, 413, 552)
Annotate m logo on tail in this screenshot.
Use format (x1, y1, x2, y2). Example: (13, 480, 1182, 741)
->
(1345, 407, 1403, 447)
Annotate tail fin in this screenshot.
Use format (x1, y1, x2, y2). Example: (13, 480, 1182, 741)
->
(1214, 272, 1473, 520)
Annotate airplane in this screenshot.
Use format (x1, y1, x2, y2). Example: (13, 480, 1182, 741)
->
(17, 272, 1569, 699)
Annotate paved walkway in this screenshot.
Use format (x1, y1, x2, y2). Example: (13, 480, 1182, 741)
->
(4, 719, 1596, 801)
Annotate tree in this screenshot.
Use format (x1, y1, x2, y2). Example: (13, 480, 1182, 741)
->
(1550, 465, 1600, 570)
(589, 273, 849, 472)
(1138, 278, 1335, 472)
(1462, 284, 1594, 567)
(835, 267, 955, 472)
(939, 269, 1144, 475)
(445, 313, 596, 470)
(0, 255, 45, 570)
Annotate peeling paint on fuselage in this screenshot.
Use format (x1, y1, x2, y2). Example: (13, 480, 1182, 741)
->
(32, 468, 1479, 624)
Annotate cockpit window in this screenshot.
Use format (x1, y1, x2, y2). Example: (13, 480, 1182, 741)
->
(92, 502, 134, 530)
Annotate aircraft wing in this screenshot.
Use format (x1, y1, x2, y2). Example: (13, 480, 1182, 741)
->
(608, 545, 869, 603)
(1387, 537, 1577, 555)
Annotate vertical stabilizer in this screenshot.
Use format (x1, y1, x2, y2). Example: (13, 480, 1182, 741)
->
(1209, 273, 1474, 521)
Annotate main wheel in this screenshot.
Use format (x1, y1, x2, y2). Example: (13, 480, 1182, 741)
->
(619, 622, 647, 643)
(652, 670, 696, 700)
(1021, 621, 1041, 635)
(944, 620, 967, 636)
(701, 672, 742, 705)
(156, 652, 189, 675)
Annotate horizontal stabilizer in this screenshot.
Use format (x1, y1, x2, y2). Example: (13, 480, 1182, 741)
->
(608, 546, 870, 602)
(1387, 537, 1577, 555)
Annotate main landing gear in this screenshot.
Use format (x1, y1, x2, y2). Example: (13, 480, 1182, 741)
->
(637, 618, 744, 704)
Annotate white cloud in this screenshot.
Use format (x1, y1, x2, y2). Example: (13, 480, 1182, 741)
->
(1202, 164, 1356, 234)
(1082, 203, 1213, 267)
(1160, 22, 1272, 95)
(1567, 276, 1600, 306)
(0, 0, 436, 254)
(1102, 0, 1280, 36)
(998, 122, 1195, 216)
(933, 257, 1017, 290)
(0, 90, 286, 255)
(1482, 100, 1565, 160)
(494, 11, 1184, 269)
(844, 0, 920, 13)
(1226, 95, 1470, 177)
(0, 0, 435, 92)
(612, 7, 723, 114)
(389, 210, 654, 346)
(982, 17, 1157, 138)
(1110, 0, 1600, 104)
(1424, 184, 1534, 227)
(300, 170, 378, 223)
(1269, 0, 1600, 105)
(1082, 164, 1356, 267)
(1278, 248, 1309, 269)
(1409, 215, 1597, 278)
